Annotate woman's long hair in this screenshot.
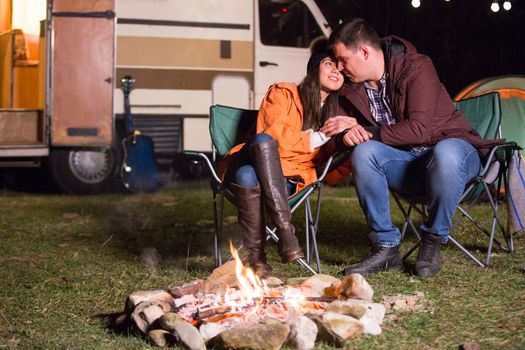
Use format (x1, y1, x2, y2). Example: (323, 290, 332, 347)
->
(298, 66, 339, 131)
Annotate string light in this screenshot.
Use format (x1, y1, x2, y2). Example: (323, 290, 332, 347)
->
(411, 0, 421, 8)
(491, 0, 500, 12)
(503, 0, 512, 10)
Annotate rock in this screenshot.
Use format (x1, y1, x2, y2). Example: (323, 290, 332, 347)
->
(326, 300, 367, 319)
(167, 280, 204, 298)
(286, 315, 318, 350)
(126, 290, 174, 312)
(199, 322, 227, 342)
(148, 329, 176, 347)
(461, 342, 482, 350)
(171, 321, 206, 350)
(299, 274, 341, 298)
(131, 300, 166, 334)
(382, 291, 426, 311)
(140, 247, 162, 268)
(359, 315, 382, 335)
(266, 276, 284, 287)
(286, 277, 309, 286)
(203, 260, 239, 294)
(210, 322, 290, 350)
(335, 273, 373, 301)
(324, 281, 342, 298)
(327, 300, 385, 324)
(313, 312, 363, 347)
(158, 312, 187, 331)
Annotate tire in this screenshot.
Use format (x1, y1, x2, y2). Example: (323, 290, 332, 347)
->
(49, 146, 121, 194)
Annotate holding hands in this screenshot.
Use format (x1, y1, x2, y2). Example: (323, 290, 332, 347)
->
(320, 115, 358, 137)
(320, 115, 373, 147)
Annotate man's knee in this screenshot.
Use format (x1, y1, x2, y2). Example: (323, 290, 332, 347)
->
(431, 139, 477, 172)
(251, 133, 273, 144)
(351, 141, 383, 170)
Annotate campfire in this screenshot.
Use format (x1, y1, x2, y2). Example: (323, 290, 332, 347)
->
(121, 242, 387, 349)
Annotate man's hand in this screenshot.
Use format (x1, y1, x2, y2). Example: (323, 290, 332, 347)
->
(343, 125, 373, 147)
(320, 116, 357, 137)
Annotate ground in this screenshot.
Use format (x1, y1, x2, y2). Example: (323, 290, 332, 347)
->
(0, 180, 523, 349)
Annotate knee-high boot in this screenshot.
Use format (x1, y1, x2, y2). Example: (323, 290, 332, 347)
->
(249, 139, 304, 263)
(230, 183, 272, 278)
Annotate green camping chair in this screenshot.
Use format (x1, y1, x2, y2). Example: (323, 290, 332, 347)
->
(186, 104, 345, 274)
(392, 92, 519, 267)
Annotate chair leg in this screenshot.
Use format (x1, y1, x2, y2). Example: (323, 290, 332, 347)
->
(213, 192, 224, 266)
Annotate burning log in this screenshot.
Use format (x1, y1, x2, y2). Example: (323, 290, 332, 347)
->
(196, 305, 232, 321)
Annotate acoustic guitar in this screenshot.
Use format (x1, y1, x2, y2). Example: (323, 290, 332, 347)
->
(120, 75, 164, 192)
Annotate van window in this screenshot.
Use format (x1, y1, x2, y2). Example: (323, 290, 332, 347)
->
(259, 0, 323, 48)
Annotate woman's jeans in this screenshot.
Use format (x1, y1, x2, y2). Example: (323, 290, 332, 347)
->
(351, 138, 482, 247)
(226, 133, 296, 196)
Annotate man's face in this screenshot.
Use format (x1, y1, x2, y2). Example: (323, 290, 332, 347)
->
(333, 42, 367, 83)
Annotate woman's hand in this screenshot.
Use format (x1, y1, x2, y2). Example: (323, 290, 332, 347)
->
(320, 116, 358, 137)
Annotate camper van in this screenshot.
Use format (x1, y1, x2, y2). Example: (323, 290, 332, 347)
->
(0, 0, 333, 193)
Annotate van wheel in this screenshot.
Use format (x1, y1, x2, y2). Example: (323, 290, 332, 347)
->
(49, 147, 120, 194)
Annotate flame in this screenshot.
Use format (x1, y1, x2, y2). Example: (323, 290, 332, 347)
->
(226, 241, 266, 310)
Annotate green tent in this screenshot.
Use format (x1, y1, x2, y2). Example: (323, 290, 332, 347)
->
(455, 75, 525, 154)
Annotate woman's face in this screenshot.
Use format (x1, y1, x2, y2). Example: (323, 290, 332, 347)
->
(319, 57, 344, 93)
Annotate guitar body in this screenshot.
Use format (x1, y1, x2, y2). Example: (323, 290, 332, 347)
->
(120, 76, 164, 193)
(121, 132, 163, 193)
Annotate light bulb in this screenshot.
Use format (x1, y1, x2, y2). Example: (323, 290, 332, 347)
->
(503, 1, 511, 10)
(411, 0, 421, 8)
(491, 1, 500, 12)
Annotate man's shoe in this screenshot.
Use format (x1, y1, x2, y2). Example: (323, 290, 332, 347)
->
(343, 244, 402, 275)
(414, 232, 442, 277)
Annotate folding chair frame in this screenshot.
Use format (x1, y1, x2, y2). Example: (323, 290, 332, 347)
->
(186, 105, 346, 274)
(391, 93, 518, 267)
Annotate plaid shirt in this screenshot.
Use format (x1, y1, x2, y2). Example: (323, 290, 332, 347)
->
(364, 73, 395, 126)
(364, 74, 426, 152)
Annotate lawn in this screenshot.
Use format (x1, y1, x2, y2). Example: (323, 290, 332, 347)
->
(0, 180, 523, 349)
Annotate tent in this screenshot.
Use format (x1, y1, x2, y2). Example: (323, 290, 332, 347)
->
(455, 75, 525, 154)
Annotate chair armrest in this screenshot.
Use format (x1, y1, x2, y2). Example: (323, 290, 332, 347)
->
(183, 151, 223, 185)
(479, 142, 520, 177)
(317, 151, 351, 182)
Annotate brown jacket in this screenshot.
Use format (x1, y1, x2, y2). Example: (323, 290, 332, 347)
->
(337, 36, 502, 156)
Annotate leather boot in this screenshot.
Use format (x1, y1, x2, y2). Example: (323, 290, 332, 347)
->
(249, 139, 304, 263)
(343, 237, 403, 275)
(230, 183, 272, 279)
(414, 232, 442, 277)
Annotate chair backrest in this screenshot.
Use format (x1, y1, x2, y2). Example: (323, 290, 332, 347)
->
(209, 105, 258, 157)
(454, 91, 501, 140)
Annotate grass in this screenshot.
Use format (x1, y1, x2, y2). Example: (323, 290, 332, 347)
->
(0, 180, 524, 349)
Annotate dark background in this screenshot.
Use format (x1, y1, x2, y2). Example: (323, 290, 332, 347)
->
(315, 0, 525, 96)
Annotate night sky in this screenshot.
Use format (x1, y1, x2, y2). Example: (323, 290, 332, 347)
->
(316, 0, 525, 96)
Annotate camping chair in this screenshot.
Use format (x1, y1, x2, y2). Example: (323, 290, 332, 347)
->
(186, 104, 345, 274)
(391, 92, 520, 267)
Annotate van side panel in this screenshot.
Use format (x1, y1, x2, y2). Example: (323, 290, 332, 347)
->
(114, 0, 254, 154)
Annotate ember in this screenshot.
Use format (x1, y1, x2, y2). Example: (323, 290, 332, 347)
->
(122, 243, 388, 349)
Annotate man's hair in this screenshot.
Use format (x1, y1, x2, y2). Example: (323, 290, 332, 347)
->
(328, 18, 381, 50)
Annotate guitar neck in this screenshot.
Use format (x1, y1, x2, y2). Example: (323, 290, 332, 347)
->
(123, 89, 134, 134)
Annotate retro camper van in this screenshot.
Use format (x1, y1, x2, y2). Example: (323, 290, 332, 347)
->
(0, 0, 333, 193)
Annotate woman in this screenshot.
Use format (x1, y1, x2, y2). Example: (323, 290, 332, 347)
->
(220, 39, 354, 278)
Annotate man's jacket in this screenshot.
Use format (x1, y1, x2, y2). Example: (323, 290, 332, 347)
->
(337, 35, 502, 156)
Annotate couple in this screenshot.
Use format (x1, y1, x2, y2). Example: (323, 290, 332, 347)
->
(220, 19, 500, 279)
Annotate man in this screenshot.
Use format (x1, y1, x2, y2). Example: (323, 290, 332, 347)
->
(322, 19, 501, 277)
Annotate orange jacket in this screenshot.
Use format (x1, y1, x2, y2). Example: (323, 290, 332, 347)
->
(220, 83, 332, 194)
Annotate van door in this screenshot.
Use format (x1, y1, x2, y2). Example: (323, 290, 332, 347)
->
(254, 0, 329, 107)
(49, 0, 115, 146)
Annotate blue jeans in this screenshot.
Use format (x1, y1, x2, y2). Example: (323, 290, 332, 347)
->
(351, 138, 482, 247)
(230, 133, 296, 196)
